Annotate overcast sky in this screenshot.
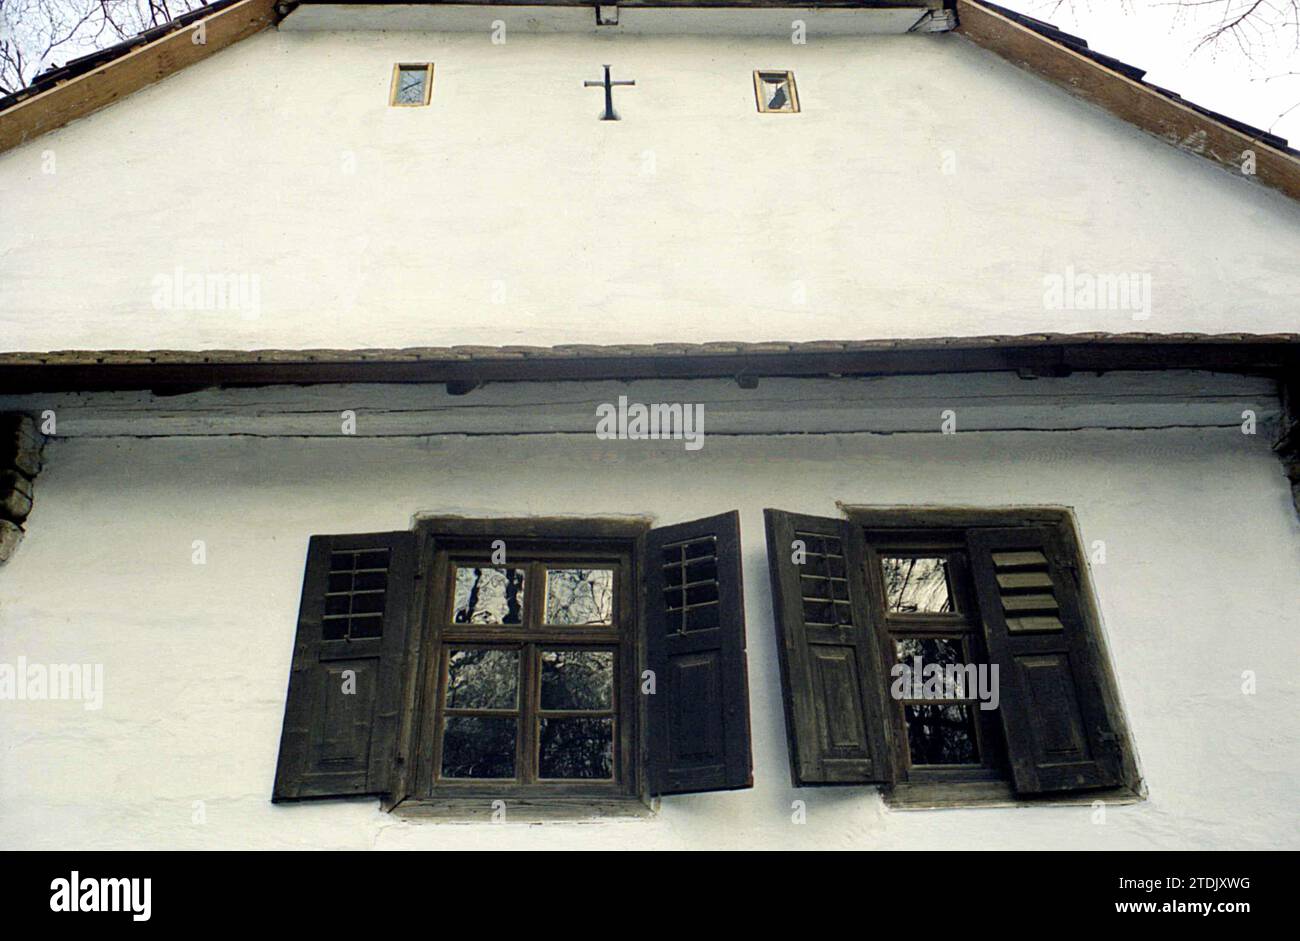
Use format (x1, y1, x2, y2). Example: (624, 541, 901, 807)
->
(997, 0, 1300, 143)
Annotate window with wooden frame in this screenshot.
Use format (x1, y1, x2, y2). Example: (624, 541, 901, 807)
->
(390, 63, 434, 107)
(422, 546, 634, 797)
(271, 515, 754, 815)
(753, 70, 799, 113)
(764, 508, 1141, 807)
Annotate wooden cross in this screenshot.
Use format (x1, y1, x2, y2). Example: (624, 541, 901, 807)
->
(584, 64, 635, 121)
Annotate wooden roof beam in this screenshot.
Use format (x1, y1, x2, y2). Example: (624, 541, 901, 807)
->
(0, 0, 278, 156)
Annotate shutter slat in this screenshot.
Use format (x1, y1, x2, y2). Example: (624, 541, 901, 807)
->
(645, 511, 753, 795)
(968, 526, 1124, 794)
(995, 571, 1054, 590)
(1000, 592, 1059, 612)
(991, 550, 1049, 568)
(765, 510, 891, 786)
(272, 532, 416, 802)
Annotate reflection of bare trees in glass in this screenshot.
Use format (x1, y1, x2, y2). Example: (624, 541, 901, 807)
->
(394, 66, 426, 103)
(539, 717, 613, 779)
(453, 567, 525, 624)
(904, 704, 979, 765)
(881, 557, 953, 613)
(541, 650, 613, 710)
(446, 649, 519, 709)
(545, 569, 613, 625)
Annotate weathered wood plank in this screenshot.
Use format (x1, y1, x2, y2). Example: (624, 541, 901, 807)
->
(0, 371, 1277, 438)
(0, 0, 277, 155)
(955, 0, 1300, 203)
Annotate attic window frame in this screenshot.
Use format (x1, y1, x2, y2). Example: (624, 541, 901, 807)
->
(753, 69, 799, 114)
(390, 62, 434, 107)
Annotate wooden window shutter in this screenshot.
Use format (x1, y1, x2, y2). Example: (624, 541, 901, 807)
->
(764, 510, 892, 786)
(272, 532, 417, 802)
(645, 511, 754, 795)
(966, 526, 1125, 794)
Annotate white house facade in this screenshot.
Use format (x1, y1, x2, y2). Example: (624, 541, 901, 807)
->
(0, 1, 1296, 851)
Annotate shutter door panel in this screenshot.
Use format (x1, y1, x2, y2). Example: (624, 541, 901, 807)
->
(967, 526, 1122, 794)
(645, 511, 753, 795)
(765, 510, 891, 786)
(273, 532, 417, 802)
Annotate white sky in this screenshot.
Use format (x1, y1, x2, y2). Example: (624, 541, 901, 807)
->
(996, 0, 1300, 143)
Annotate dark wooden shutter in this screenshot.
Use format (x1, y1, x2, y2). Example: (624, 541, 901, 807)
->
(765, 510, 891, 786)
(967, 526, 1124, 794)
(272, 532, 417, 802)
(645, 511, 753, 795)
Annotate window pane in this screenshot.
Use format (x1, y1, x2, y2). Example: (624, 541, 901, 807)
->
(446, 649, 519, 710)
(895, 636, 965, 667)
(903, 704, 980, 766)
(763, 77, 790, 110)
(540, 650, 614, 710)
(452, 566, 525, 624)
(881, 557, 954, 613)
(441, 716, 516, 779)
(395, 65, 427, 104)
(544, 569, 614, 625)
(538, 717, 613, 779)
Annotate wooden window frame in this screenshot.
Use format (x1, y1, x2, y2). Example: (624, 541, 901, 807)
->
(401, 518, 649, 808)
(389, 62, 434, 108)
(862, 530, 1010, 787)
(843, 506, 1143, 808)
(753, 69, 799, 113)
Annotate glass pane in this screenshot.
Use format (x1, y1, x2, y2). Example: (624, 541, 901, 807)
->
(440, 716, 516, 779)
(544, 569, 614, 625)
(903, 704, 980, 766)
(540, 650, 614, 710)
(881, 557, 954, 614)
(538, 717, 614, 779)
(452, 567, 525, 624)
(761, 74, 791, 110)
(445, 649, 518, 710)
(895, 637, 965, 667)
(395, 66, 427, 104)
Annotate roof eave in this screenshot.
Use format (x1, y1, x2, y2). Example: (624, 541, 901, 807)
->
(1, 334, 1295, 394)
(955, 0, 1300, 203)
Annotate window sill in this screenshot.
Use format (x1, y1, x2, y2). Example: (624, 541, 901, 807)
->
(883, 780, 1145, 811)
(390, 796, 658, 824)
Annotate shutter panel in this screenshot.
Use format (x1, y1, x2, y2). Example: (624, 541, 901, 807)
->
(967, 526, 1123, 794)
(765, 510, 891, 786)
(645, 511, 753, 795)
(272, 531, 417, 802)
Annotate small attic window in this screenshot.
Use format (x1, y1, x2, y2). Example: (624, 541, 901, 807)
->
(390, 63, 434, 107)
(754, 70, 799, 113)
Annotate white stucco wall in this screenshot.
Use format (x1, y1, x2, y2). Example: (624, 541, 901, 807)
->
(1, 421, 1297, 849)
(2, 13, 1299, 351)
